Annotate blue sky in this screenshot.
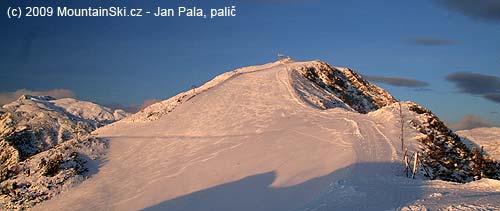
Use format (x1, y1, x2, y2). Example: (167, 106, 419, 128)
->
(1, 0, 499, 128)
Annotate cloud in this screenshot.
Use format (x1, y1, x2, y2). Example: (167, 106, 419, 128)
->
(448, 114, 492, 131)
(435, 0, 500, 21)
(365, 76, 430, 88)
(0, 89, 75, 106)
(409, 37, 456, 46)
(445, 72, 500, 104)
(484, 93, 500, 103)
(445, 72, 500, 94)
(105, 99, 161, 113)
(413, 87, 434, 92)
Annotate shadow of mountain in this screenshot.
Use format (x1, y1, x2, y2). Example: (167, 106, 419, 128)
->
(142, 162, 425, 211)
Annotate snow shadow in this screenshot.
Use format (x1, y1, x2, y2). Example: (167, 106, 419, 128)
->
(142, 162, 425, 211)
(459, 136, 488, 154)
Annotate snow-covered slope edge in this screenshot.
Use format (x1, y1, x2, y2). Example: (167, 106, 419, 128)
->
(457, 127, 500, 160)
(0, 95, 128, 210)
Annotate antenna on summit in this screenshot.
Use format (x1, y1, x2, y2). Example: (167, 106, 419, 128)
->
(278, 53, 292, 64)
(277, 53, 285, 61)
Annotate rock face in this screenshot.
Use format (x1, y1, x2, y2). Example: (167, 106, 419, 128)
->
(296, 61, 397, 113)
(0, 95, 128, 210)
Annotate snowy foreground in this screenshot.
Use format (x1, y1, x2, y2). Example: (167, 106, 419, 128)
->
(34, 61, 500, 210)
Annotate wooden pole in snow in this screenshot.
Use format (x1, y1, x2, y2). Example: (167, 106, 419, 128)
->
(399, 102, 404, 150)
(402, 149, 408, 177)
(412, 152, 418, 179)
(405, 152, 411, 177)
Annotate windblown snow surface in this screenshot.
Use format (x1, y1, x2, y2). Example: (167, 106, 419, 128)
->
(34, 61, 500, 211)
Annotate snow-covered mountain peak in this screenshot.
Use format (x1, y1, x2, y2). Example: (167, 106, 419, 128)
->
(17, 95, 56, 102)
(119, 60, 396, 125)
(51, 98, 128, 126)
(3, 95, 128, 128)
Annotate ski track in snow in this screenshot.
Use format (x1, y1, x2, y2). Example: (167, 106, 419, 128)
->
(33, 61, 500, 211)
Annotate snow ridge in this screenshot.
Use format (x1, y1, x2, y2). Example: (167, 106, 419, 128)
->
(122, 61, 284, 123)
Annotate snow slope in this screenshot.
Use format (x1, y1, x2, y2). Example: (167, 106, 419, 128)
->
(34, 60, 500, 211)
(458, 127, 500, 160)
